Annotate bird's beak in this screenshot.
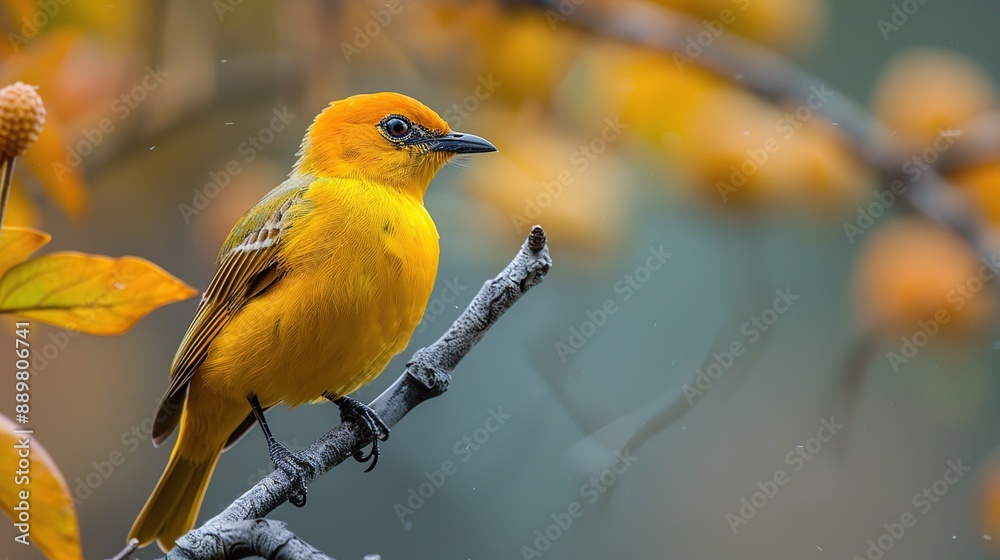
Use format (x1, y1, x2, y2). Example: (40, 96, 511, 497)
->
(425, 131, 497, 154)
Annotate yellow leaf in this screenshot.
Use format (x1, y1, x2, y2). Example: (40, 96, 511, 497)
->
(0, 252, 198, 334)
(0, 226, 51, 277)
(0, 413, 83, 560)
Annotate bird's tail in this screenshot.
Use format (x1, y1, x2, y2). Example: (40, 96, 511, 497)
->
(128, 426, 222, 552)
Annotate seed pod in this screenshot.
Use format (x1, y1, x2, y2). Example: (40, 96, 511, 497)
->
(0, 82, 46, 160)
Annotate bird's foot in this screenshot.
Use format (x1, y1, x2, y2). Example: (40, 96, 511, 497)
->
(335, 396, 390, 472)
(268, 441, 312, 507)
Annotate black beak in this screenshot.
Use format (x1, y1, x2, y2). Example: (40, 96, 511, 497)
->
(425, 131, 497, 154)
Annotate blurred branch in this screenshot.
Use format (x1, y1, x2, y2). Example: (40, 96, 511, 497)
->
(151, 226, 552, 560)
(524, 0, 1000, 476)
(86, 56, 308, 178)
(528, 325, 621, 435)
(937, 112, 1000, 171)
(523, 0, 997, 255)
(547, 229, 777, 470)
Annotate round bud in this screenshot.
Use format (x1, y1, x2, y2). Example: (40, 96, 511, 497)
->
(0, 82, 46, 160)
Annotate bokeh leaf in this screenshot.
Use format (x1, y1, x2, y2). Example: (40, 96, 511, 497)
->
(0, 413, 83, 560)
(0, 252, 197, 334)
(0, 27, 79, 78)
(0, 226, 50, 276)
(23, 118, 91, 220)
(0, 28, 91, 220)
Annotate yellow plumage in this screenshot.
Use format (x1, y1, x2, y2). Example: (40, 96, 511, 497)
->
(129, 92, 496, 551)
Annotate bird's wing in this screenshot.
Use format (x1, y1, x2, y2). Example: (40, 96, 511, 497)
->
(152, 175, 314, 445)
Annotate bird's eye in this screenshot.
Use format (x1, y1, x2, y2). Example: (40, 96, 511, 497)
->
(384, 117, 411, 139)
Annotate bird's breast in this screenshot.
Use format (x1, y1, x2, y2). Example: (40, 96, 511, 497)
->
(227, 179, 441, 406)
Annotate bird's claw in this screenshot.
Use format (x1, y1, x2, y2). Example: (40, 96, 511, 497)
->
(336, 396, 390, 473)
(268, 441, 312, 507)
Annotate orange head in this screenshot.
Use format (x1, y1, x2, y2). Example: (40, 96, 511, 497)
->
(294, 92, 496, 197)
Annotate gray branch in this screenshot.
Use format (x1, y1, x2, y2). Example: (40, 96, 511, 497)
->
(152, 226, 552, 560)
(166, 520, 334, 560)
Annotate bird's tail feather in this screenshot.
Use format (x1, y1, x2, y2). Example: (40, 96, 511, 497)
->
(128, 438, 221, 552)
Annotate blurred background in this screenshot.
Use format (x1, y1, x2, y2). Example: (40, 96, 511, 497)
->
(3, 0, 1000, 558)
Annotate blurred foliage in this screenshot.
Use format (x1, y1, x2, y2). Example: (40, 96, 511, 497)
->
(0, 27, 196, 559)
(852, 217, 994, 339)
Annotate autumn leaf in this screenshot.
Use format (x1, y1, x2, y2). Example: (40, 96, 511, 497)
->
(0, 252, 197, 334)
(0, 413, 83, 560)
(0, 226, 50, 276)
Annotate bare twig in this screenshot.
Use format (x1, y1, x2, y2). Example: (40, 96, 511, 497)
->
(155, 226, 552, 559)
(107, 538, 139, 560)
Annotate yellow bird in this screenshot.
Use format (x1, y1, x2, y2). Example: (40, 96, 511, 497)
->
(129, 92, 496, 550)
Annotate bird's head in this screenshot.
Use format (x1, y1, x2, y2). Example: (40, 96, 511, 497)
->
(294, 92, 496, 198)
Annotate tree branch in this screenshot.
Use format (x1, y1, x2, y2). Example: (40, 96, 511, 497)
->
(167, 520, 335, 560)
(525, 0, 997, 256)
(937, 112, 1000, 172)
(527, 0, 1000, 481)
(153, 226, 552, 560)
